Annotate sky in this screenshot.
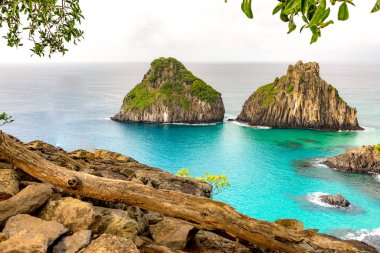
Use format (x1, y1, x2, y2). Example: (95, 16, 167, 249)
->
(0, 0, 379, 63)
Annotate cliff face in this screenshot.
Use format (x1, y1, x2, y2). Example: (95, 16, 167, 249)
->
(112, 57, 225, 123)
(324, 145, 380, 174)
(237, 61, 362, 131)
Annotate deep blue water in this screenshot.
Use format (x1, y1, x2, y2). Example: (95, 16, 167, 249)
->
(1, 62, 380, 241)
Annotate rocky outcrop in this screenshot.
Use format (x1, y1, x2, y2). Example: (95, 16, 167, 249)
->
(320, 194, 351, 208)
(112, 57, 225, 124)
(237, 61, 362, 131)
(0, 136, 379, 253)
(324, 145, 380, 174)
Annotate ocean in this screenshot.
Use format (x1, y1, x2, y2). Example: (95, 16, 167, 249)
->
(1, 62, 379, 245)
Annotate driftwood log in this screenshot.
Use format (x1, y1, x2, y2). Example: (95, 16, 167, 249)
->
(0, 131, 364, 253)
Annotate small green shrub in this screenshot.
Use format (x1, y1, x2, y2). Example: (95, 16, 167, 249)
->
(256, 82, 280, 108)
(123, 83, 155, 111)
(374, 144, 380, 153)
(190, 80, 220, 103)
(286, 85, 294, 93)
(177, 168, 231, 196)
(0, 112, 14, 126)
(274, 77, 280, 83)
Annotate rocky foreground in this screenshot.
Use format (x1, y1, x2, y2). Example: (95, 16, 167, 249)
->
(324, 144, 380, 174)
(112, 57, 225, 123)
(237, 61, 362, 131)
(0, 135, 378, 253)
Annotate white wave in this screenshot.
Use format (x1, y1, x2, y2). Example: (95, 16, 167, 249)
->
(307, 192, 335, 208)
(375, 174, 380, 183)
(310, 158, 329, 168)
(362, 126, 376, 133)
(103, 117, 112, 121)
(344, 228, 380, 250)
(337, 126, 376, 133)
(231, 121, 271, 129)
(163, 122, 218, 126)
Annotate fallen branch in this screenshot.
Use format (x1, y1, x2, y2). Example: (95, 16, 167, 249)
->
(0, 131, 362, 253)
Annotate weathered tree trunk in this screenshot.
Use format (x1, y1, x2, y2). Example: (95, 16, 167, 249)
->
(0, 131, 361, 253)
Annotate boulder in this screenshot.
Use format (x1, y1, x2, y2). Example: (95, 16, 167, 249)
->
(149, 218, 198, 250)
(237, 61, 362, 131)
(53, 230, 92, 253)
(112, 57, 225, 124)
(82, 234, 139, 253)
(0, 184, 52, 225)
(39, 197, 139, 239)
(3, 214, 68, 246)
(0, 169, 19, 200)
(135, 236, 185, 253)
(320, 194, 351, 208)
(0, 231, 49, 253)
(39, 197, 97, 232)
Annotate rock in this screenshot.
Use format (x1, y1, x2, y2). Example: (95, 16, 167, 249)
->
(94, 207, 139, 240)
(94, 149, 136, 162)
(134, 170, 212, 197)
(0, 184, 53, 225)
(135, 236, 185, 253)
(0, 169, 19, 200)
(0, 231, 49, 253)
(53, 230, 92, 253)
(39, 197, 97, 232)
(0, 233, 7, 243)
(320, 194, 351, 208)
(194, 230, 252, 253)
(112, 57, 225, 124)
(324, 145, 380, 174)
(144, 211, 164, 225)
(3, 214, 68, 246)
(82, 234, 139, 253)
(237, 61, 362, 131)
(40, 197, 139, 239)
(149, 218, 198, 250)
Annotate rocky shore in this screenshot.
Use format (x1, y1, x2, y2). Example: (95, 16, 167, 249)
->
(112, 57, 225, 124)
(237, 61, 362, 131)
(324, 144, 380, 174)
(0, 134, 378, 253)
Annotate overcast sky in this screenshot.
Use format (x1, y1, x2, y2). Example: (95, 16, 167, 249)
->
(1, 0, 379, 63)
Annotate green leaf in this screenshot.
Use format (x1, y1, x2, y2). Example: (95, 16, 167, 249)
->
(273, 3, 282, 15)
(338, 2, 349, 21)
(310, 34, 318, 44)
(241, 0, 253, 19)
(320, 20, 334, 28)
(372, 0, 380, 13)
(288, 18, 297, 33)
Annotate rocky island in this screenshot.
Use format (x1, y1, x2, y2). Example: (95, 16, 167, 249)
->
(237, 61, 362, 131)
(324, 144, 380, 174)
(112, 57, 225, 124)
(0, 132, 378, 253)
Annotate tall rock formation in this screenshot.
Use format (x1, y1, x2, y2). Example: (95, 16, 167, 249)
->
(112, 57, 224, 123)
(237, 61, 362, 131)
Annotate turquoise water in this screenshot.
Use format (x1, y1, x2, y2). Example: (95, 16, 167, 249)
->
(1, 63, 380, 240)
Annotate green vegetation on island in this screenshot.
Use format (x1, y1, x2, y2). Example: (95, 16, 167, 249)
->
(123, 57, 220, 112)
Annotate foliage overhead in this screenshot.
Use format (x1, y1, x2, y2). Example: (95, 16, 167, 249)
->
(0, 112, 14, 126)
(0, 0, 84, 56)
(229, 0, 380, 44)
(177, 168, 231, 196)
